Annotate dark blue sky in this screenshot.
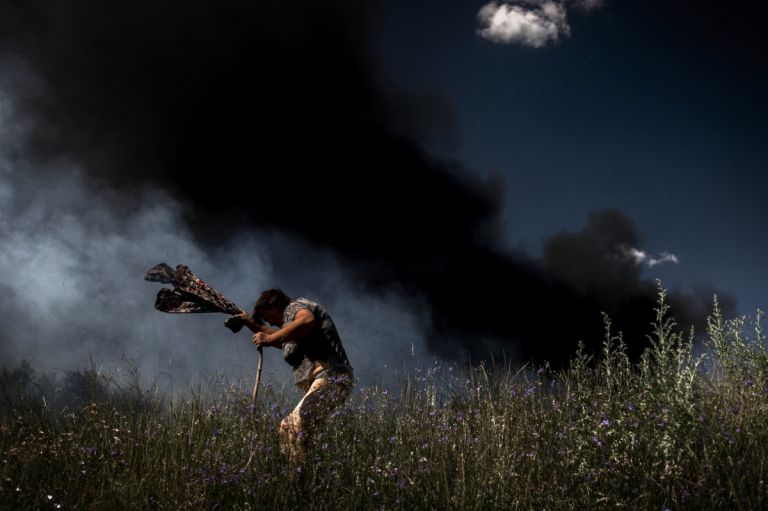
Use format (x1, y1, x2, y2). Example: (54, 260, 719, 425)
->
(377, 0, 768, 314)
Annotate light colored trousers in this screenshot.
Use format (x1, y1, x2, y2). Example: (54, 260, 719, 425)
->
(279, 372, 352, 466)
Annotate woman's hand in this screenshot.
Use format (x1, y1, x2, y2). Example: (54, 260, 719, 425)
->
(252, 332, 273, 348)
(236, 311, 268, 333)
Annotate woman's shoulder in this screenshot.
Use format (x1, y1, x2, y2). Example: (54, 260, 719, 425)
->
(283, 298, 320, 324)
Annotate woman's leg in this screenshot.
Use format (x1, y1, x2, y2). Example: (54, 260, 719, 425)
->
(279, 375, 351, 466)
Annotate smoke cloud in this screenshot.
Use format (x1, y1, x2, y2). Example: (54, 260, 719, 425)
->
(0, 0, 736, 375)
(0, 165, 429, 386)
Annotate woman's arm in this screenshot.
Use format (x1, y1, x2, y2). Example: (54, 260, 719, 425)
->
(235, 311, 278, 334)
(252, 308, 316, 349)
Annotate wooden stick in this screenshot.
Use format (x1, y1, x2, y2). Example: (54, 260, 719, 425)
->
(251, 347, 264, 402)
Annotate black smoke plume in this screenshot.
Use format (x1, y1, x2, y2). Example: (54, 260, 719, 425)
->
(0, 0, 735, 367)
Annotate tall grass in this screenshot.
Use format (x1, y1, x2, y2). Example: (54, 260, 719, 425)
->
(2, 286, 767, 510)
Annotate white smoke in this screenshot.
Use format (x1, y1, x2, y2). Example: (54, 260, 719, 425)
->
(0, 88, 429, 389)
(621, 245, 680, 268)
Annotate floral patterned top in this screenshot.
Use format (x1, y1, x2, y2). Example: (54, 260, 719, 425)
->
(281, 298, 353, 387)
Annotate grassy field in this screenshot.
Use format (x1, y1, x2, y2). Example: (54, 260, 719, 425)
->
(2, 288, 767, 510)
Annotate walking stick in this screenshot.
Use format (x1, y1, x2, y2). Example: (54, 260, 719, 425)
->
(252, 346, 264, 402)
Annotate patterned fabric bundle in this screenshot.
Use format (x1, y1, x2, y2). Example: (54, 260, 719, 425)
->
(144, 263, 244, 332)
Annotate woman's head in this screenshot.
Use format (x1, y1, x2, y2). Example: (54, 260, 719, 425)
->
(252, 288, 291, 325)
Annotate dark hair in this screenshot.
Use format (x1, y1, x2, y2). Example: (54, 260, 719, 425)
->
(252, 288, 291, 319)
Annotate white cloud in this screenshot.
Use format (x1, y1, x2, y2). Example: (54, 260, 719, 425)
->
(477, 1, 570, 48)
(623, 246, 648, 266)
(648, 251, 680, 268)
(621, 246, 680, 268)
(477, 0, 609, 47)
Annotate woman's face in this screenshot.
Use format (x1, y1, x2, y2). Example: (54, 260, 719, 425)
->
(262, 306, 284, 326)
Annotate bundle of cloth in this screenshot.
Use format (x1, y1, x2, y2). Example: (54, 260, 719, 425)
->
(144, 262, 245, 332)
